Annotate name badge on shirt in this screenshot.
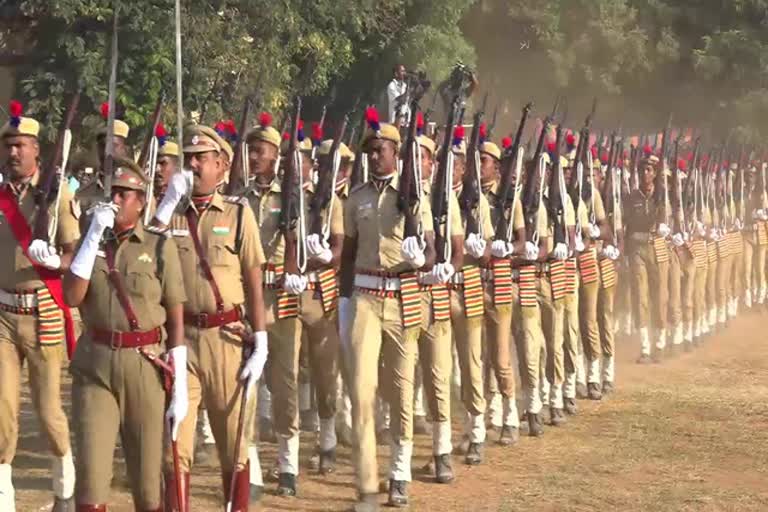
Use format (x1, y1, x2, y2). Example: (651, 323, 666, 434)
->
(213, 226, 230, 235)
(171, 229, 190, 237)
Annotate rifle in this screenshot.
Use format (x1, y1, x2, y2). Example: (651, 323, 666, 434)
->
(655, 114, 673, 228)
(279, 98, 304, 275)
(522, 96, 560, 242)
(548, 103, 568, 247)
(310, 113, 348, 236)
(459, 93, 486, 237)
(349, 109, 369, 189)
(137, 93, 165, 171)
(224, 96, 252, 195)
(432, 95, 460, 264)
(494, 102, 532, 240)
(32, 92, 80, 242)
(398, 85, 430, 239)
(487, 104, 498, 138)
(102, 10, 119, 202)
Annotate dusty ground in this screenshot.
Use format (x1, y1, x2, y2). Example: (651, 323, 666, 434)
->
(14, 311, 768, 511)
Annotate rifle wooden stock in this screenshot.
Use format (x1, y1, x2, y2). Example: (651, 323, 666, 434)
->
(310, 114, 348, 235)
(432, 100, 459, 263)
(33, 92, 80, 242)
(399, 97, 425, 239)
(137, 93, 165, 171)
(280, 98, 302, 275)
(225, 97, 253, 195)
(494, 102, 532, 239)
(460, 103, 483, 236)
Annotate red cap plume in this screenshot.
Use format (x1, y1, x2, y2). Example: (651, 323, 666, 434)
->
(454, 125, 465, 140)
(214, 121, 226, 134)
(600, 150, 609, 164)
(479, 123, 487, 140)
(643, 144, 653, 156)
(155, 122, 167, 138)
(282, 132, 290, 141)
(501, 136, 512, 149)
(546, 141, 556, 154)
(311, 122, 323, 141)
(566, 131, 576, 149)
(259, 112, 272, 128)
(9, 100, 22, 118)
(590, 145, 598, 159)
(365, 106, 379, 124)
(678, 158, 688, 172)
(224, 119, 237, 135)
(416, 111, 424, 130)
(100, 102, 110, 120)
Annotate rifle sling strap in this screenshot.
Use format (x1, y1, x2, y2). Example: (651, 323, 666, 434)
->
(104, 242, 141, 331)
(185, 208, 225, 313)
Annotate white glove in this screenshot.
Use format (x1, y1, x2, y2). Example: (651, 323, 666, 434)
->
(28, 239, 61, 270)
(602, 245, 620, 260)
(165, 346, 189, 441)
(307, 233, 333, 264)
(574, 233, 585, 252)
(283, 273, 308, 295)
(709, 228, 720, 241)
(70, 202, 118, 280)
(657, 223, 671, 238)
(683, 231, 690, 242)
(401, 236, 425, 268)
(753, 209, 762, 221)
(588, 223, 601, 239)
(429, 262, 455, 284)
(672, 233, 685, 247)
(553, 242, 569, 261)
(464, 233, 487, 259)
(524, 241, 539, 261)
(338, 297, 352, 350)
(490, 239, 514, 258)
(240, 331, 269, 395)
(734, 218, 743, 231)
(697, 221, 706, 237)
(761, 210, 768, 221)
(154, 170, 192, 225)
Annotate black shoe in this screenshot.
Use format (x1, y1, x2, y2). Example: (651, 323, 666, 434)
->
(413, 415, 432, 436)
(527, 413, 543, 437)
(498, 425, 519, 446)
(266, 463, 280, 483)
(602, 381, 614, 395)
(353, 493, 380, 512)
(636, 354, 653, 365)
(588, 383, 603, 401)
(387, 479, 408, 507)
(319, 448, 336, 475)
(465, 442, 483, 465)
(576, 383, 589, 399)
(276, 472, 297, 497)
(550, 407, 566, 426)
(564, 398, 578, 415)
(52, 497, 74, 512)
(434, 454, 454, 484)
(539, 406, 551, 424)
(250, 483, 264, 502)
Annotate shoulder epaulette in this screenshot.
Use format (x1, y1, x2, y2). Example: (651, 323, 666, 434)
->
(349, 182, 369, 195)
(222, 194, 248, 206)
(144, 224, 171, 237)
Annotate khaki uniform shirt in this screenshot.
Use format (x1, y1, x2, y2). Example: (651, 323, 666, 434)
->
(249, 181, 343, 266)
(625, 190, 664, 235)
(79, 222, 186, 332)
(168, 192, 265, 314)
(344, 174, 433, 273)
(0, 171, 80, 290)
(425, 182, 464, 252)
(459, 189, 493, 267)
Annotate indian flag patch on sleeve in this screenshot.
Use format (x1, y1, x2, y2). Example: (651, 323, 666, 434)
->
(213, 226, 230, 235)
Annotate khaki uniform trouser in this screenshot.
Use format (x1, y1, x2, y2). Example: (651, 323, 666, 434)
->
(668, 249, 682, 328)
(348, 292, 416, 494)
(753, 243, 767, 295)
(579, 277, 600, 365)
(264, 288, 339, 439)
(707, 258, 718, 314)
(482, 282, 518, 401)
(694, 261, 708, 324)
(520, 276, 560, 413)
(678, 250, 696, 325)
(563, 277, 581, 389)
(598, 279, 617, 360)
(731, 243, 743, 300)
(449, 288, 485, 417)
(166, 324, 256, 473)
(629, 242, 669, 331)
(717, 254, 732, 313)
(0, 309, 70, 464)
(615, 261, 631, 320)
(417, 291, 452, 424)
(71, 340, 165, 508)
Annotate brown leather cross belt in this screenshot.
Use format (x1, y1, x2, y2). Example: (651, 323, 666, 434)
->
(91, 327, 161, 349)
(183, 307, 241, 329)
